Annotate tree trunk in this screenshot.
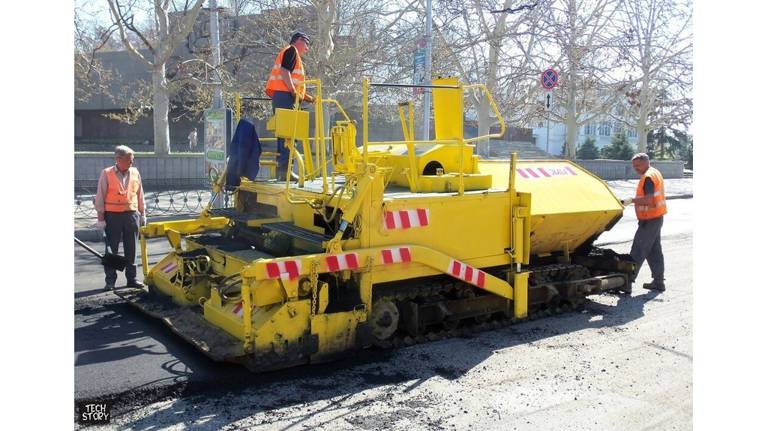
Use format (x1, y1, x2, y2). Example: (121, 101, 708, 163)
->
(635, 113, 649, 153)
(152, 63, 171, 155)
(565, 111, 578, 159)
(564, 72, 578, 159)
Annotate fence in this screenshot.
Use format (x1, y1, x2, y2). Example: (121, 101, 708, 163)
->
(575, 159, 685, 180)
(74, 153, 685, 219)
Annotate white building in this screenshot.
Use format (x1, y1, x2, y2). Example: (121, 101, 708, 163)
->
(531, 119, 639, 156)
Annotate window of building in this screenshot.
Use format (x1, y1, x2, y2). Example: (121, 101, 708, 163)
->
(598, 121, 611, 136)
(583, 123, 595, 135)
(627, 128, 638, 138)
(613, 122, 624, 136)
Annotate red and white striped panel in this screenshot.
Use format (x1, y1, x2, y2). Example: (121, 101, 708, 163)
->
(326, 253, 360, 272)
(265, 260, 302, 281)
(383, 209, 429, 230)
(447, 259, 487, 289)
(160, 261, 178, 274)
(232, 301, 254, 318)
(380, 247, 412, 265)
(516, 165, 578, 179)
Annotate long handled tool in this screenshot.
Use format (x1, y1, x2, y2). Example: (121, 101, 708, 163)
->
(74, 237, 128, 271)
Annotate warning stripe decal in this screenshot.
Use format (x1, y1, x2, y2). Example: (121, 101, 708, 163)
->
(383, 209, 429, 230)
(516, 165, 578, 179)
(447, 259, 487, 289)
(326, 253, 360, 272)
(265, 260, 302, 281)
(232, 301, 255, 318)
(380, 247, 412, 265)
(160, 261, 177, 274)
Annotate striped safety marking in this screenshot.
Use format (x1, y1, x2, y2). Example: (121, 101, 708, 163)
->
(265, 260, 302, 281)
(326, 253, 360, 272)
(383, 209, 429, 230)
(447, 259, 487, 289)
(516, 165, 578, 179)
(160, 261, 178, 274)
(232, 301, 254, 318)
(380, 247, 412, 265)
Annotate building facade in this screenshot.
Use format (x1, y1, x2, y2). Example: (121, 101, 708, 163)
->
(531, 118, 639, 156)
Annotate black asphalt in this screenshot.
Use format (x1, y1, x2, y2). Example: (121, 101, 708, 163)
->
(74, 199, 693, 410)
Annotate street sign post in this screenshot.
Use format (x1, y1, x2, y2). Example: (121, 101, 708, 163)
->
(544, 90, 553, 111)
(204, 108, 233, 207)
(540, 68, 558, 155)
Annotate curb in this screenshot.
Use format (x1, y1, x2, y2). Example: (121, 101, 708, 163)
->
(667, 194, 693, 200)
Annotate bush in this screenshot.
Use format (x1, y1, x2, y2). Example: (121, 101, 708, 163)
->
(576, 137, 600, 159)
(602, 134, 635, 160)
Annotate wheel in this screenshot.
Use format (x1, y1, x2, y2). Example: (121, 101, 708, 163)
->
(370, 298, 399, 341)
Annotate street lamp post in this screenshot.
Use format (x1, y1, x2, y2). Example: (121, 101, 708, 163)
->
(209, 0, 223, 110)
(422, 0, 432, 140)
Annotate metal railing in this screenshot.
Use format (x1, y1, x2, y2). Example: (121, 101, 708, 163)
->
(74, 178, 233, 219)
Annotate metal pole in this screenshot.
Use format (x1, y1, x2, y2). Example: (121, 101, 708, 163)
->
(422, 0, 433, 141)
(546, 116, 550, 154)
(210, 0, 223, 109)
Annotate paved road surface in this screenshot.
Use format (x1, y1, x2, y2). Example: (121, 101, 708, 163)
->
(75, 199, 693, 430)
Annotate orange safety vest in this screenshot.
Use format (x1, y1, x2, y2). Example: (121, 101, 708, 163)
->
(104, 166, 140, 212)
(265, 46, 305, 99)
(635, 166, 667, 220)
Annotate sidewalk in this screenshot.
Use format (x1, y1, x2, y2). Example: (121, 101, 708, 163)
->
(74, 178, 693, 240)
(606, 178, 693, 201)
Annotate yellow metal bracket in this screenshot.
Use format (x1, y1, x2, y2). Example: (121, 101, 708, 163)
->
(241, 244, 515, 301)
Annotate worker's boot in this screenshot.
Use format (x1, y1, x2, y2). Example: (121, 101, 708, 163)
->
(642, 279, 666, 292)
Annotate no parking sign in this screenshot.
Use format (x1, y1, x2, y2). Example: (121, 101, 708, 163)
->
(541, 68, 559, 89)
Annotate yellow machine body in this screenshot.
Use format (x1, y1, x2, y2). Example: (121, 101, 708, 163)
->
(480, 159, 624, 255)
(121, 77, 635, 371)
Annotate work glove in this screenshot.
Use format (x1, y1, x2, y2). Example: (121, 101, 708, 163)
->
(139, 214, 147, 226)
(96, 220, 106, 231)
(621, 198, 633, 206)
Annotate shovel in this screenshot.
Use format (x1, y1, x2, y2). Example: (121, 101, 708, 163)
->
(74, 237, 128, 271)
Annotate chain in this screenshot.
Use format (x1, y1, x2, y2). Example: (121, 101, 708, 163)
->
(310, 261, 319, 316)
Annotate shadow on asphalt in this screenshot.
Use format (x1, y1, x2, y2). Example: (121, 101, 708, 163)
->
(83, 289, 662, 428)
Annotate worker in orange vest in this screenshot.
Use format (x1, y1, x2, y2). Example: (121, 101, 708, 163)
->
(621, 153, 667, 292)
(94, 145, 146, 290)
(265, 32, 315, 180)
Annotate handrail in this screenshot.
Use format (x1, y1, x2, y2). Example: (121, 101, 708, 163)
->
(367, 139, 461, 146)
(323, 99, 352, 122)
(463, 84, 506, 143)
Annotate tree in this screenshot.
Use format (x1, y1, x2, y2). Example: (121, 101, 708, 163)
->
(107, 0, 206, 154)
(647, 126, 691, 160)
(576, 137, 599, 159)
(428, 0, 544, 155)
(602, 133, 634, 160)
(613, 0, 692, 153)
(539, 0, 628, 160)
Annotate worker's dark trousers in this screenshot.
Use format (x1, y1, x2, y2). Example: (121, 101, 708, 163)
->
(104, 210, 140, 285)
(629, 216, 664, 283)
(271, 91, 296, 171)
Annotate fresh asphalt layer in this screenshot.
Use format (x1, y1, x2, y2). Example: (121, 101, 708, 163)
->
(74, 197, 693, 411)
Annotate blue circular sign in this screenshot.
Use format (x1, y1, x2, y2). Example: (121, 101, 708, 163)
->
(541, 68, 559, 89)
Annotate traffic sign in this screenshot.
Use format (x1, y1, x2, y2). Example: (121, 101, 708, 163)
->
(413, 48, 426, 95)
(541, 68, 558, 89)
(544, 90, 554, 111)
